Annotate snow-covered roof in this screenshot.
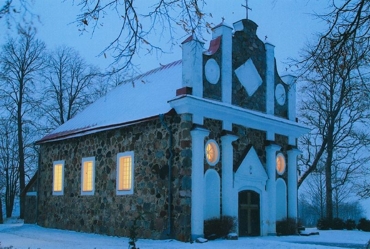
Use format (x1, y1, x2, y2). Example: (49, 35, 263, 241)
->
(38, 60, 182, 143)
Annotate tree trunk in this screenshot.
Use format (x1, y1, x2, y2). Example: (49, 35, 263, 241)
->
(325, 133, 334, 221)
(320, 172, 324, 218)
(5, 193, 15, 218)
(0, 196, 3, 224)
(5, 163, 18, 218)
(5, 167, 13, 218)
(18, 84, 25, 219)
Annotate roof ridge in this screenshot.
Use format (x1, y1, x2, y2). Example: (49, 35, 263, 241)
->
(125, 59, 182, 83)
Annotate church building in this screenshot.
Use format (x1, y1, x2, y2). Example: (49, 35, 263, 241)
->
(27, 17, 309, 241)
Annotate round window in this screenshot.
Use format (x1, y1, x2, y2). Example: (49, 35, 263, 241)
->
(276, 153, 286, 175)
(205, 140, 220, 166)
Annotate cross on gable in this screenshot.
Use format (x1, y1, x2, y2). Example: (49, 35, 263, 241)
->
(242, 0, 252, 19)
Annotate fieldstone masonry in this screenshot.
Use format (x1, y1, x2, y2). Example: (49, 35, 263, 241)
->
(37, 114, 193, 241)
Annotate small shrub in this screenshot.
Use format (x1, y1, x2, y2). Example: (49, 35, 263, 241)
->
(345, 219, 356, 230)
(331, 218, 345, 230)
(204, 216, 236, 239)
(128, 213, 145, 249)
(357, 218, 370, 232)
(317, 218, 331, 230)
(276, 218, 298, 235)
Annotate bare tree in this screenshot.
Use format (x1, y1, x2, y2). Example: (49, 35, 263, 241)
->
(0, 26, 46, 219)
(2, 1, 209, 73)
(354, 165, 370, 198)
(311, 0, 370, 66)
(41, 46, 101, 130)
(0, 0, 37, 30)
(72, 0, 208, 73)
(0, 118, 19, 218)
(302, 166, 326, 219)
(297, 34, 370, 221)
(296, 0, 370, 222)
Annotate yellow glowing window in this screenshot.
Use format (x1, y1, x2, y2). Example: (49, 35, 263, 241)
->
(83, 161, 93, 191)
(81, 157, 95, 195)
(53, 160, 64, 195)
(276, 153, 286, 175)
(54, 164, 63, 191)
(118, 156, 132, 190)
(117, 152, 134, 195)
(205, 140, 220, 166)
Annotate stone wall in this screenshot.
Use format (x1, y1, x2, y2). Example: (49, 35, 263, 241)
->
(24, 195, 37, 224)
(233, 125, 267, 169)
(203, 118, 223, 174)
(274, 77, 289, 119)
(37, 113, 193, 241)
(232, 20, 267, 112)
(203, 49, 222, 101)
(24, 174, 38, 224)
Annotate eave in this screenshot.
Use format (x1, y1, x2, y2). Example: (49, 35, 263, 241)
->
(169, 95, 310, 139)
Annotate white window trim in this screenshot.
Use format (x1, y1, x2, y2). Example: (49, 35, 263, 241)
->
(53, 160, 65, 196)
(116, 151, 134, 196)
(205, 139, 220, 166)
(81, 157, 95, 196)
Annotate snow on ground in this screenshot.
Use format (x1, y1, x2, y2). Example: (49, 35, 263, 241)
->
(0, 218, 369, 249)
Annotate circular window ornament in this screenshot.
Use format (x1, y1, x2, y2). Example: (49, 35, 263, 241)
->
(275, 84, 286, 106)
(205, 140, 220, 166)
(205, 59, 220, 84)
(276, 153, 286, 175)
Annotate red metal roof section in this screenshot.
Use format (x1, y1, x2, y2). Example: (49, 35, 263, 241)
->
(182, 35, 194, 44)
(204, 36, 221, 55)
(36, 125, 96, 144)
(213, 22, 224, 30)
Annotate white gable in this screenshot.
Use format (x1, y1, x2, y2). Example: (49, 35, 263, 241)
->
(235, 146, 268, 190)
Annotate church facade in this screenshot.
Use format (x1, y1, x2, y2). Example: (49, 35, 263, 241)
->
(29, 18, 309, 241)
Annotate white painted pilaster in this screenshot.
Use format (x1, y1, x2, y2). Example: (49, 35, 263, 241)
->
(265, 42, 275, 115)
(192, 114, 204, 125)
(212, 23, 233, 104)
(287, 148, 301, 221)
(182, 36, 204, 97)
(281, 75, 297, 122)
(282, 74, 298, 145)
(221, 133, 238, 218)
(190, 126, 209, 240)
(265, 143, 281, 235)
(266, 131, 275, 141)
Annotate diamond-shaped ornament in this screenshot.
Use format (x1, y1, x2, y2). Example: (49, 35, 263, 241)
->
(234, 59, 262, 96)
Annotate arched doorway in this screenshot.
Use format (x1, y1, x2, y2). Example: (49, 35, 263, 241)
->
(238, 190, 260, 236)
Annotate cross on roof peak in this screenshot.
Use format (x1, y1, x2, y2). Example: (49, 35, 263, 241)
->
(242, 0, 252, 19)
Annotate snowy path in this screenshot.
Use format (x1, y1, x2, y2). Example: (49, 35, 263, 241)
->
(0, 220, 369, 249)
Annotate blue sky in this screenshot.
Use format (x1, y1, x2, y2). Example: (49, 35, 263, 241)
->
(24, 0, 328, 74)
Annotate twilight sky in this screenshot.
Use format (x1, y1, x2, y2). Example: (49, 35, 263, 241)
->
(21, 0, 328, 74)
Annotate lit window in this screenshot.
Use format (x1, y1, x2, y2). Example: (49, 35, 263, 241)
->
(276, 153, 286, 175)
(205, 140, 220, 166)
(116, 151, 134, 195)
(53, 160, 64, 196)
(81, 157, 95, 195)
